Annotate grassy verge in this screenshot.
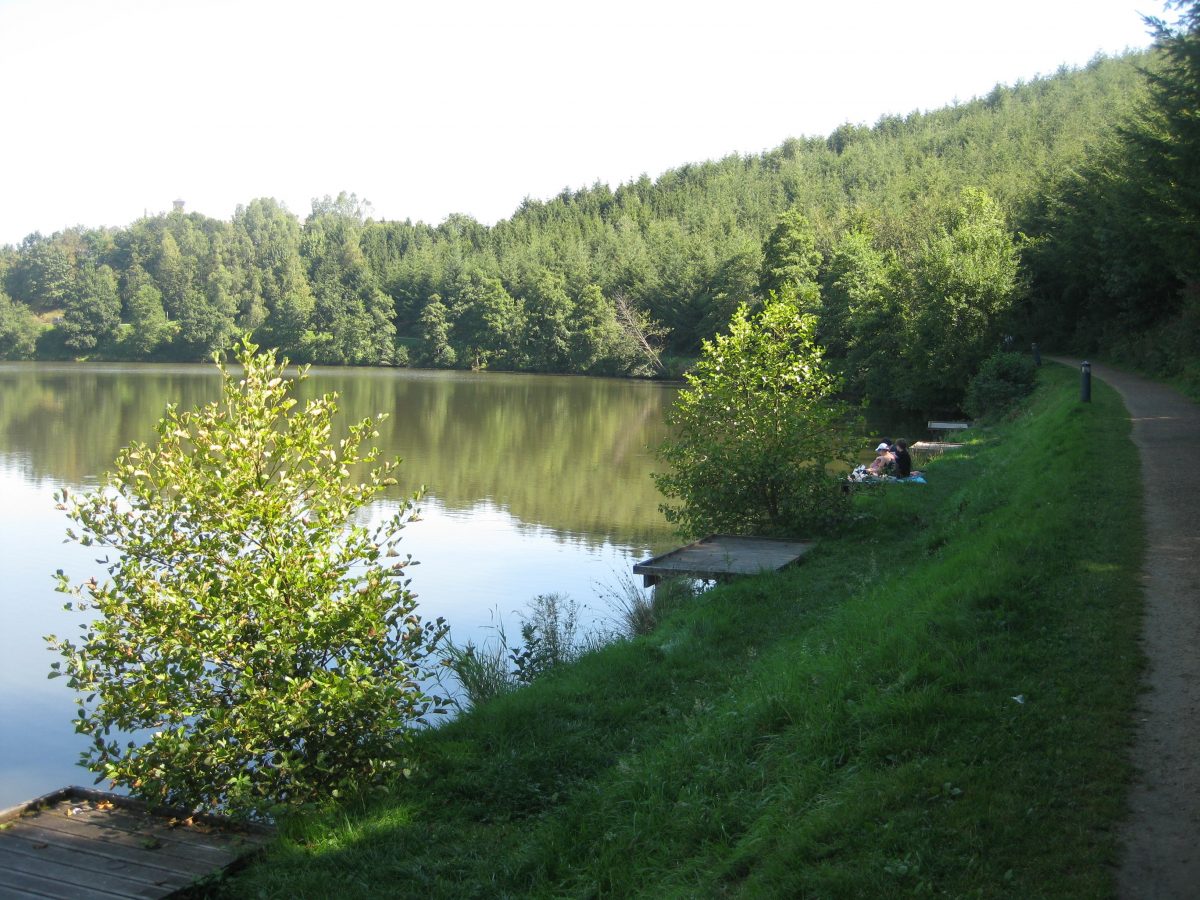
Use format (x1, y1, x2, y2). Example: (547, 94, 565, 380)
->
(217, 365, 1142, 898)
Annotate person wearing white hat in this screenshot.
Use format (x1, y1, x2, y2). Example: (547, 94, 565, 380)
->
(867, 440, 895, 476)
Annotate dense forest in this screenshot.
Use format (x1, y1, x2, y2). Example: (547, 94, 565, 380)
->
(2, 4, 1197, 410)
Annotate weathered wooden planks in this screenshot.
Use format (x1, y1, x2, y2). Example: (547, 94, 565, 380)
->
(633, 534, 815, 587)
(0, 787, 272, 899)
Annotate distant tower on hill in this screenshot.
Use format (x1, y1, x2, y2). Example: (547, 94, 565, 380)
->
(172, 199, 185, 212)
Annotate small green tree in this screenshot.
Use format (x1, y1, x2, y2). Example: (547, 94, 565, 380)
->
(0, 288, 40, 359)
(61, 262, 121, 351)
(653, 294, 858, 538)
(759, 209, 823, 304)
(122, 280, 177, 356)
(48, 338, 446, 816)
(417, 294, 458, 368)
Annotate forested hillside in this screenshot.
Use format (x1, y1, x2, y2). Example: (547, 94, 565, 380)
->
(2, 34, 1194, 409)
(1027, 3, 1200, 391)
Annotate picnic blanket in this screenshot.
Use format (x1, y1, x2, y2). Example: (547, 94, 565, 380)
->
(848, 466, 927, 485)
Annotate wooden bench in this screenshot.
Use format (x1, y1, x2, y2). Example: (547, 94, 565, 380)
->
(927, 420, 971, 439)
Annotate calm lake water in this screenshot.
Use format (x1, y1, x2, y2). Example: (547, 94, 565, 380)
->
(0, 363, 681, 808)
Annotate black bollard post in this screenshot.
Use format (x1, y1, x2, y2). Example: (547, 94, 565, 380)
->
(1081, 360, 1091, 402)
(1032, 342, 1041, 366)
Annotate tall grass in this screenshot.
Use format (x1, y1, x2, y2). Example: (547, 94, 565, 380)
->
(600, 574, 699, 638)
(440, 593, 594, 709)
(221, 365, 1142, 898)
(438, 637, 514, 710)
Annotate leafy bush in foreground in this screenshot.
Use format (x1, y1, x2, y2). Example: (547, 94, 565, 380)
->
(48, 338, 446, 816)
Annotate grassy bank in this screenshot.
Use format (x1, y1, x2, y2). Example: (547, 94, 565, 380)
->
(218, 364, 1142, 898)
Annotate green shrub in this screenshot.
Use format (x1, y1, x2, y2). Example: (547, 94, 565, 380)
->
(48, 338, 446, 817)
(964, 350, 1038, 419)
(654, 295, 859, 538)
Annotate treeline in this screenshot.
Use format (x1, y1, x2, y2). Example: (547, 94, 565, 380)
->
(2, 36, 1193, 408)
(1025, 2, 1200, 388)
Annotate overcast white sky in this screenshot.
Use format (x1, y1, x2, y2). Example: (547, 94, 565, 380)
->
(0, 0, 1158, 247)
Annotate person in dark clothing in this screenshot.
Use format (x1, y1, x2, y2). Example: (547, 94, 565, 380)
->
(893, 439, 913, 478)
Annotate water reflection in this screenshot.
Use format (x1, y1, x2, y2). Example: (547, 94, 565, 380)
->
(0, 363, 677, 546)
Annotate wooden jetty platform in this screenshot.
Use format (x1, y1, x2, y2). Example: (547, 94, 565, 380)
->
(0, 786, 272, 899)
(633, 534, 815, 587)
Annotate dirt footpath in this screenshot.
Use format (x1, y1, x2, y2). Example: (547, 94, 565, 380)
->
(1052, 358, 1200, 899)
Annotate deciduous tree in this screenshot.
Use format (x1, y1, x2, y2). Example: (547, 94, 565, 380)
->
(654, 294, 858, 538)
(121, 267, 176, 356)
(61, 263, 121, 351)
(0, 288, 39, 358)
(418, 294, 457, 367)
(49, 338, 446, 815)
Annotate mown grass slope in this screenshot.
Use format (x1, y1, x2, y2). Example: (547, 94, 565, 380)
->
(220, 364, 1141, 898)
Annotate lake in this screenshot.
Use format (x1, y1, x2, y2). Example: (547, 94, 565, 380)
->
(0, 362, 681, 808)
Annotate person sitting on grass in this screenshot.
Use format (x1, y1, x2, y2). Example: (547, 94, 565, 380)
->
(893, 439, 920, 478)
(867, 441, 895, 476)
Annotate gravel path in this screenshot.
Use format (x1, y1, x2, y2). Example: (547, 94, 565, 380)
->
(1052, 358, 1200, 899)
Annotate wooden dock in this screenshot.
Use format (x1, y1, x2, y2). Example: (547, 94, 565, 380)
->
(633, 534, 815, 587)
(0, 786, 273, 899)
